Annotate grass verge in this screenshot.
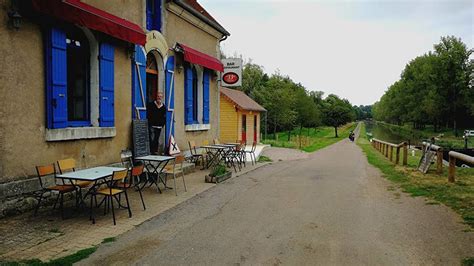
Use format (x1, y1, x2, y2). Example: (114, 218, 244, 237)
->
(1, 247, 97, 266)
(262, 123, 356, 152)
(357, 122, 474, 228)
(257, 155, 272, 163)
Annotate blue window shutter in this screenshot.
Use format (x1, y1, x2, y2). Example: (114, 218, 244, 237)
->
(165, 56, 175, 149)
(146, 0, 161, 31)
(203, 69, 210, 124)
(184, 66, 194, 125)
(99, 43, 114, 127)
(46, 28, 68, 129)
(132, 45, 147, 119)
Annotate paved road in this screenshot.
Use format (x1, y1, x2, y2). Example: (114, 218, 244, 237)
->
(80, 125, 473, 265)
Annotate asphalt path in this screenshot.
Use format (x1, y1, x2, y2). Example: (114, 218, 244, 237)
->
(80, 125, 473, 265)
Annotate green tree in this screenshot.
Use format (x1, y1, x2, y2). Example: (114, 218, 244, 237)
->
(322, 94, 355, 137)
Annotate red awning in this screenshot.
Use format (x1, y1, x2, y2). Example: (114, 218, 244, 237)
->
(32, 0, 146, 46)
(177, 43, 224, 72)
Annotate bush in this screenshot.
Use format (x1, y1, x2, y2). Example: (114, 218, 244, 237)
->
(210, 163, 227, 177)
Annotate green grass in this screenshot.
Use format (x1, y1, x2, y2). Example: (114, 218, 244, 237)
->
(101, 237, 116, 244)
(262, 123, 356, 152)
(358, 122, 474, 228)
(257, 155, 272, 162)
(1, 247, 97, 266)
(462, 257, 474, 266)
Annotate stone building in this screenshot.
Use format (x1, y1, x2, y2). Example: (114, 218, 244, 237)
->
(0, 0, 229, 216)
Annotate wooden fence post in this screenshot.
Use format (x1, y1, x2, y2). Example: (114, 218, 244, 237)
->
(436, 150, 443, 174)
(403, 143, 407, 166)
(448, 156, 456, 183)
(389, 146, 393, 162)
(385, 144, 389, 158)
(395, 147, 400, 164)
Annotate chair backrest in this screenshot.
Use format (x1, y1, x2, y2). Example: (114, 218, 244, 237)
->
(36, 164, 55, 188)
(57, 158, 76, 174)
(131, 164, 144, 177)
(112, 169, 129, 181)
(120, 149, 133, 167)
(175, 155, 185, 164)
(189, 140, 197, 155)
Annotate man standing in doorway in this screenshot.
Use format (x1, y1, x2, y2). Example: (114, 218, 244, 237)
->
(147, 92, 166, 154)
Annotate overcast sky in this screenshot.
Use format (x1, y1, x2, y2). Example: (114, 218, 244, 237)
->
(200, 0, 473, 106)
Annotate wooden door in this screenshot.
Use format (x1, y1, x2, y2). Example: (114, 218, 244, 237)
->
(242, 114, 247, 142)
(254, 115, 257, 142)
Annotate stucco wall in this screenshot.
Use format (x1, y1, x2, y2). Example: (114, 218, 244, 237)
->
(163, 7, 222, 150)
(0, 1, 138, 183)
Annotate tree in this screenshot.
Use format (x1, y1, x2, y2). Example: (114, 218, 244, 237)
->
(322, 94, 355, 137)
(433, 36, 473, 135)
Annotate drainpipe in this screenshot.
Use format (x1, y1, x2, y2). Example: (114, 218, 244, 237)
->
(216, 35, 227, 141)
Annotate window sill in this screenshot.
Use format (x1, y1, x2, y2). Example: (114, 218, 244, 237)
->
(185, 124, 210, 131)
(45, 127, 116, 141)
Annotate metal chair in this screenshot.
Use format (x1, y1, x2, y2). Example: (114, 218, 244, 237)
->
(114, 164, 146, 210)
(244, 141, 257, 165)
(94, 169, 132, 225)
(164, 155, 187, 196)
(188, 140, 206, 167)
(57, 158, 93, 188)
(34, 164, 76, 219)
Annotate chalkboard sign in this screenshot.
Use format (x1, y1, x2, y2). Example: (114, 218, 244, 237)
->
(132, 119, 150, 158)
(418, 149, 436, 173)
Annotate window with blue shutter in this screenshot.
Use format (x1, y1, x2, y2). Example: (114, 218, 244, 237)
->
(202, 69, 210, 124)
(46, 27, 68, 129)
(99, 43, 115, 127)
(165, 56, 175, 148)
(132, 45, 147, 119)
(146, 0, 161, 31)
(184, 65, 194, 125)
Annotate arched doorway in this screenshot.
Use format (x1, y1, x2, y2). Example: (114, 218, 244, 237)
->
(146, 51, 166, 153)
(146, 53, 159, 103)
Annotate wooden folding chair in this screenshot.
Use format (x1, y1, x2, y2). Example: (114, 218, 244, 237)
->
(57, 158, 93, 188)
(114, 165, 146, 210)
(94, 169, 132, 225)
(34, 164, 76, 219)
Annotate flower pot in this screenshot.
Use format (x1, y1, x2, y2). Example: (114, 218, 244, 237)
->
(205, 171, 232, 184)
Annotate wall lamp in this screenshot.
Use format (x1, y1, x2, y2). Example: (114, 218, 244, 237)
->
(176, 64, 184, 73)
(7, 0, 22, 30)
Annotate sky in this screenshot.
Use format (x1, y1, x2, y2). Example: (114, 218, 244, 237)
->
(200, 0, 473, 106)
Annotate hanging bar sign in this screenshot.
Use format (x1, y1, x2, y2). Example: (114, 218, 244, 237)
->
(221, 58, 242, 87)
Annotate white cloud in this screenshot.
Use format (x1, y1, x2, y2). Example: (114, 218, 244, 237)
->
(202, 0, 473, 105)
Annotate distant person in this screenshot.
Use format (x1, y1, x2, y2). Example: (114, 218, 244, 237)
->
(349, 131, 355, 142)
(147, 92, 166, 154)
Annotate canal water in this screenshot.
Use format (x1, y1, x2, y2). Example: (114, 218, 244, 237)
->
(364, 121, 425, 147)
(364, 121, 473, 167)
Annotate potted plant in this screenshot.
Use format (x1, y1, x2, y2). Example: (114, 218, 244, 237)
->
(205, 163, 231, 183)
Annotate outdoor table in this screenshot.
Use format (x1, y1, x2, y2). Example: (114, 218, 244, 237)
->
(201, 145, 228, 169)
(224, 142, 241, 146)
(217, 144, 242, 172)
(135, 155, 175, 193)
(56, 166, 127, 223)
